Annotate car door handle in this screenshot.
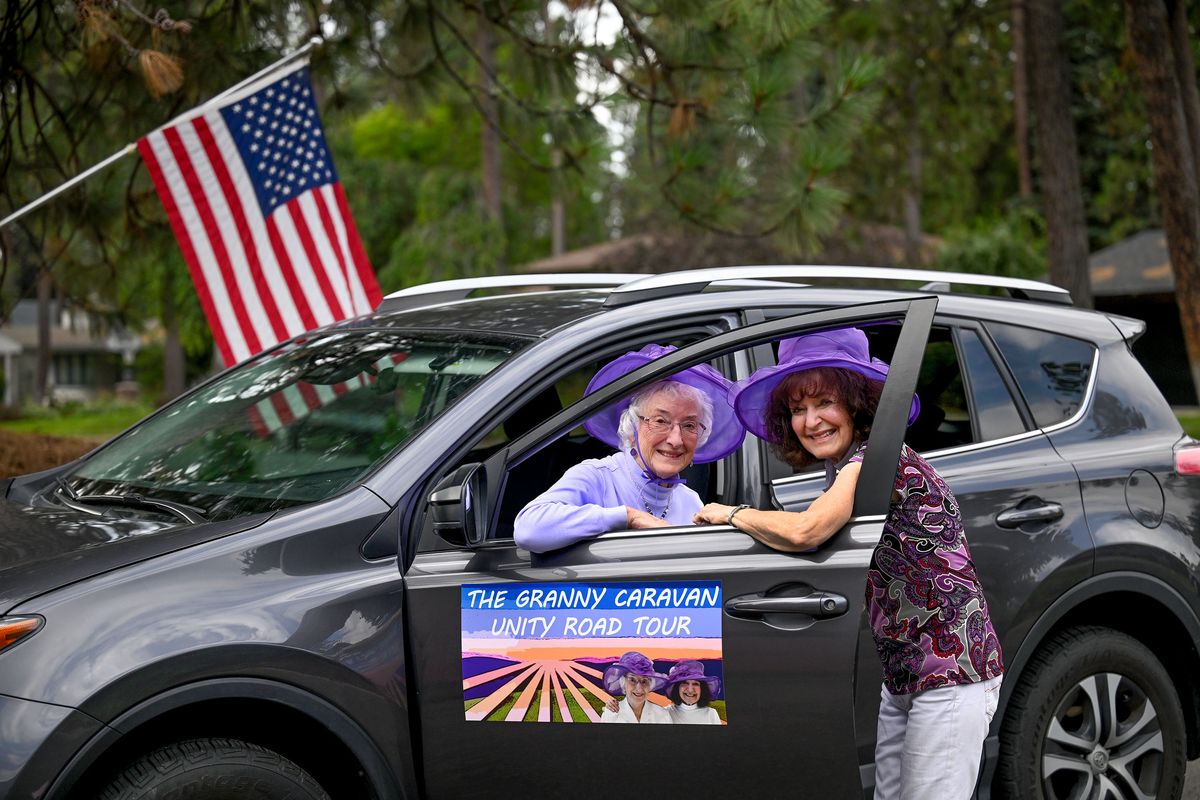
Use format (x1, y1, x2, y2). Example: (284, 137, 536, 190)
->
(725, 592, 848, 619)
(995, 501, 1064, 528)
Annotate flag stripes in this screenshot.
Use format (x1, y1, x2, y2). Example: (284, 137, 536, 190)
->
(139, 64, 380, 366)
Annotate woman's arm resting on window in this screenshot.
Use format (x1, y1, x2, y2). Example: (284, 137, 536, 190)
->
(692, 462, 860, 552)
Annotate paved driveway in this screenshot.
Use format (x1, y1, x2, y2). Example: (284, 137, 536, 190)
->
(1187, 760, 1199, 799)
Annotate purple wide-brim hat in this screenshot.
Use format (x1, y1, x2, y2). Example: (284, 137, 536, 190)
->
(603, 651, 668, 695)
(664, 659, 721, 695)
(583, 344, 745, 464)
(731, 327, 920, 442)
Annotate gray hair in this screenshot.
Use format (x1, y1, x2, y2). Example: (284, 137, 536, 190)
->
(616, 380, 713, 451)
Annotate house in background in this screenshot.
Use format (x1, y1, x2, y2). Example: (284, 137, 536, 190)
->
(1087, 230, 1193, 405)
(0, 300, 142, 406)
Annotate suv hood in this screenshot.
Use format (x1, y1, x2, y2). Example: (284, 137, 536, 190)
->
(0, 500, 271, 612)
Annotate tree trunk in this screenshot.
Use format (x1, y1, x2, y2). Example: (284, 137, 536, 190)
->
(1166, 0, 1200, 189)
(1026, 0, 1093, 307)
(902, 81, 923, 266)
(162, 266, 185, 400)
(1125, 0, 1200, 399)
(551, 147, 565, 256)
(477, 10, 503, 251)
(1012, 0, 1034, 199)
(34, 269, 51, 404)
(542, 4, 566, 257)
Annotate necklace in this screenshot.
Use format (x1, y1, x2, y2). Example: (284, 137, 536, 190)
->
(626, 451, 672, 518)
(637, 482, 671, 518)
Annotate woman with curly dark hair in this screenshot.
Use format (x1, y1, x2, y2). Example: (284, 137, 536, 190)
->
(693, 327, 1003, 800)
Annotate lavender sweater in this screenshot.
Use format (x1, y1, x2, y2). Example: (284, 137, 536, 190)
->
(513, 451, 702, 553)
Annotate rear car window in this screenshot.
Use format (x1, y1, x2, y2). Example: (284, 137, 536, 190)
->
(958, 328, 1025, 441)
(987, 322, 1095, 427)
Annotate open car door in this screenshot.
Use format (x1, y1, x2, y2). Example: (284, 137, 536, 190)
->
(402, 296, 935, 799)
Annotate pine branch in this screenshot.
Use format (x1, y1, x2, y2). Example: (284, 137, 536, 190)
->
(424, 7, 564, 174)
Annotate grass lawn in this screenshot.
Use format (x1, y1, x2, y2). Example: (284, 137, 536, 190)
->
(1178, 411, 1200, 439)
(0, 402, 155, 440)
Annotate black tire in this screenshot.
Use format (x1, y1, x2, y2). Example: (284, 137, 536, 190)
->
(99, 737, 331, 800)
(994, 626, 1186, 800)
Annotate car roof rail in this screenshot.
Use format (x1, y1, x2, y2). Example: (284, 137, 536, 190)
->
(602, 266, 1072, 307)
(376, 273, 649, 314)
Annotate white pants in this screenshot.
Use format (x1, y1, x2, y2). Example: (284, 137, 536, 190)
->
(873, 676, 1002, 800)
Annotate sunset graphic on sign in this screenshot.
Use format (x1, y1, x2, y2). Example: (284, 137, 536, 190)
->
(461, 581, 725, 723)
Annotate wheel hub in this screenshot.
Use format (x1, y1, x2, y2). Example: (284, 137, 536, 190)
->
(1041, 670, 1167, 799)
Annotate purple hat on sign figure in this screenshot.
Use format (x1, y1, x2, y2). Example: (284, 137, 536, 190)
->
(664, 660, 721, 695)
(730, 327, 920, 442)
(603, 651, 668, 695)
(584, 344, 745, 464)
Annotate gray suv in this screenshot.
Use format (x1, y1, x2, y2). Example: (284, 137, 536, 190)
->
(0, 267, 1196, 800)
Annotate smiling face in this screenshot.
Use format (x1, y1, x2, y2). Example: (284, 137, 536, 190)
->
(677, 679, 703, 706)
(634, 389, 702, 479)
(623, 674, 654, 705)
(789, 388, 855, 462)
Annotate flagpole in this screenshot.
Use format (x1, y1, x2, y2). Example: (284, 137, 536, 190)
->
(0, 36, 323, 232)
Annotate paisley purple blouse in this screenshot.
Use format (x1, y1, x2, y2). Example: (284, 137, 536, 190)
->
(850, 443, 1004, 695)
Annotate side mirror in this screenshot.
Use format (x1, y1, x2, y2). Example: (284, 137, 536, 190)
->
(428, 463, 487, 548)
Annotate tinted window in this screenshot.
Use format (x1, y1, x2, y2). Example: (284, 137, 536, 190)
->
(958, 329, 1025, 441)
(987, 322, 1094, 427)
(70, 329, 528, 520)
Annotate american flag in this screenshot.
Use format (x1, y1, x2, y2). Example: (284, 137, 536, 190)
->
(138, 63, 382, 366)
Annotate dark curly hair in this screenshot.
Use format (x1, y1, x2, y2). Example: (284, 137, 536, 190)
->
(669, 680, 713, 708)
(766, 368, 883, 468)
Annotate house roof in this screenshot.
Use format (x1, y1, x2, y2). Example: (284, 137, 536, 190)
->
(521, 224, 942, 275)
(1089, 229, 1173, 296)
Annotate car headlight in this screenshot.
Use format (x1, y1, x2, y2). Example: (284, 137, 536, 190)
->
(0, 616, 43, 654)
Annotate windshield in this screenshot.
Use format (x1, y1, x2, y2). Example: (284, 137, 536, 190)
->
(68, 328, 528, 521)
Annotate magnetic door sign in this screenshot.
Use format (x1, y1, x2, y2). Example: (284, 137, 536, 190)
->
(461, 580, 725, 725)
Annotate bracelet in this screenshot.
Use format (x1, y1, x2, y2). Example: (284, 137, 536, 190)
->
(726, 504, 751, 526)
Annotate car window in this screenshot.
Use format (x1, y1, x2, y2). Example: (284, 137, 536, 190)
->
(69, 329, 529, 521)
(986, 321, 1095, 427)
(422, 328, 734, 548)
(764, 323, 1029, 480)
(957, 328, 1026, 441)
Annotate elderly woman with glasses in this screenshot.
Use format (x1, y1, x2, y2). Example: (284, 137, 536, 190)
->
(514, 344, 744, 554)
(599, 651, 672, 724)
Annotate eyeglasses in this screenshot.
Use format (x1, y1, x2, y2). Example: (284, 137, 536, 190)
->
(638, 415, 706, 438)
(625, 676, 653, 688)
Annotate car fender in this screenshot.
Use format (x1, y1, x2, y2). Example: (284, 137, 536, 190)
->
(1001, 570, 1200, 713)
(46, 674, 409, 800)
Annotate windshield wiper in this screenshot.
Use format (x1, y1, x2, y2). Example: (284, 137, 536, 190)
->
(53, 476, 106, 517)
(73, 492, 209, 525)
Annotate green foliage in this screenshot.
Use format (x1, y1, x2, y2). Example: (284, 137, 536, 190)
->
(618, 1, 882, 248)
(379, 169, 507, 290)
(935, 208, 1047, 280)
(0, 398, 154, 439)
